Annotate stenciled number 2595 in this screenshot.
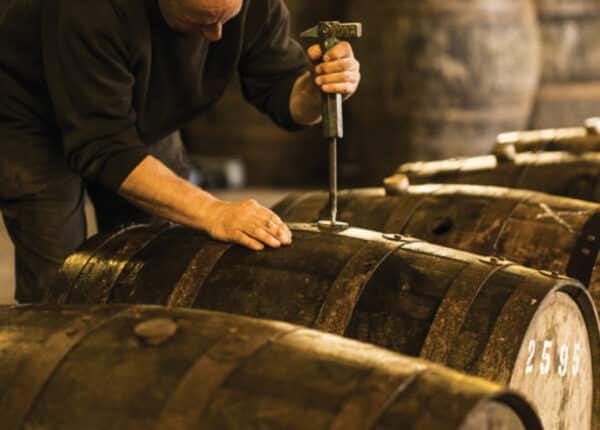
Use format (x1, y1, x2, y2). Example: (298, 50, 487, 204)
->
(525, 340, 583, 377)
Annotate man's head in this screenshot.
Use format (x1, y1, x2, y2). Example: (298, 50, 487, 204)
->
(158, 0, 242, 41)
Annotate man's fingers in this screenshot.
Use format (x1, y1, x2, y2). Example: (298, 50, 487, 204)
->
(321, 82, 358, 95)
(233, 231, 265, 251)
(248, 227, 282, 249)
(323, 41, 354, 62)
(267, 220, 292, 245)
(256, 210, 292, 244)
(315, 58, 359, 75)
(307, 44, 323, 63)
(316, 71, 360, 86)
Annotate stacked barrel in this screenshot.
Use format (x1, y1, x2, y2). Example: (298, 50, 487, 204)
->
(13, 119, 600, 427)
(0, 304, 543, 430)
(16, 218, 590, 429)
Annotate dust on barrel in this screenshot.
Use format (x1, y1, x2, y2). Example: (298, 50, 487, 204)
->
(51, 223, 600, 430)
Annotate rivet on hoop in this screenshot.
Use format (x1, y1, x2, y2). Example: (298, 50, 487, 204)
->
(539, 270, 562, 279)
(480, 256, 508, 266)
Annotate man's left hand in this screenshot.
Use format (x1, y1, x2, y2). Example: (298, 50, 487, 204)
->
(308, 42, 361, 99)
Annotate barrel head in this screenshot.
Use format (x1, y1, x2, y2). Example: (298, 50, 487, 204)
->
(509, 290, 594, 430)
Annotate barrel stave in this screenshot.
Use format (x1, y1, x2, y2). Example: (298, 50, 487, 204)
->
(194, 235, 404, 335)
(69, 224, 171, 304)
(345, 247, 468, 356)
(25, 308, 220, 429)
(400, 192, 518, 256)
(0, 307, 94, 393)
(110, 227, 212, 305)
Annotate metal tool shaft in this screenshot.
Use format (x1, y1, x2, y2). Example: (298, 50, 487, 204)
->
(323, 91, 343, 225)
(329, 137, 338, 224)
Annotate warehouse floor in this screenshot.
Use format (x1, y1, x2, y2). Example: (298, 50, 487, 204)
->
(0, 188, 294, 305)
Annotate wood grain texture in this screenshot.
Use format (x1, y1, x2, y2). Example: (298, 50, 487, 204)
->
(52, 224, 600, 430)
(272, 185, 600, 307)
(0, 305, 542, 430)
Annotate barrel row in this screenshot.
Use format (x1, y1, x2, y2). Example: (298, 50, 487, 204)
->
(0, 305, 545, 430)
(51, 223, 600, 430)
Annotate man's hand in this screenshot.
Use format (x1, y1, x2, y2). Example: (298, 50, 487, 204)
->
(202, 199, 292, 251)
(119, 156, 292, 251)
(309, 42, 361, 99)
(289, 42, 361, 126)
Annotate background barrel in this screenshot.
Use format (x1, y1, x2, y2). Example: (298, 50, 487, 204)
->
(398, 152, 600, 202)
(273, 185, 600, 306)
(181, 1, 334, 187)
(51, 224, 600, 430)
(0, 305, 542, 430)
(343, 0, 540, 185)
(530, 0, 600, 128)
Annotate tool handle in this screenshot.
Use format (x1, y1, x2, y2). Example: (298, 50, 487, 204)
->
(320, 37, 343, 139)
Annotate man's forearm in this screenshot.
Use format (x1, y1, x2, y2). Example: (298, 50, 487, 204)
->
(118, 155, 218, 230)
(289, 71, 322, 126)
(118, 155, 292, 251)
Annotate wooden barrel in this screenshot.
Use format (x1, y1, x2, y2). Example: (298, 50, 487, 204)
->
(343, 0, 540, 184)
(50, 224, 599, 430)
(531, 0, 600, 128)
(181, 1, 334, 187)
(274, 186, 600, 307)
(397, 152, 600, 202)
(0, 305, 542, 430)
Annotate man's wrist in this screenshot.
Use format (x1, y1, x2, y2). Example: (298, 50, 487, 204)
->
(289, 71, 322, 126)
(187, 189, 223, 231)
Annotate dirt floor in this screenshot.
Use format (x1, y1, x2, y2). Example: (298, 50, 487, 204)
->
(0, 189, 295, 305)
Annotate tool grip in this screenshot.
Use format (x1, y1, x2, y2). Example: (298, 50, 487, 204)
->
(320, 37, 343, 139)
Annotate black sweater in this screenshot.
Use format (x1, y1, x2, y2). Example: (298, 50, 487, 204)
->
(0, 0, 308, 191)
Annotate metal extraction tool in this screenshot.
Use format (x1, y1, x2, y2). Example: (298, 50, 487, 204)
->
(301, 21, 362, 231)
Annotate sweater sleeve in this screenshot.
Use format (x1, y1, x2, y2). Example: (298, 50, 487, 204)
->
(42, 0, 149, 191)
(239, 0, 310, 131)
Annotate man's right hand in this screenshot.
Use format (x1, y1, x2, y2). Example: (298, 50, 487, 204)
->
(202, 199, 292, 251)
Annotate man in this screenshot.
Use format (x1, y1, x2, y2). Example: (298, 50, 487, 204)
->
(0, 0, 361, 303)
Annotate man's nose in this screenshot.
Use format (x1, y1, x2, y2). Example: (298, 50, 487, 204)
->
(203, 23, 223, 41)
